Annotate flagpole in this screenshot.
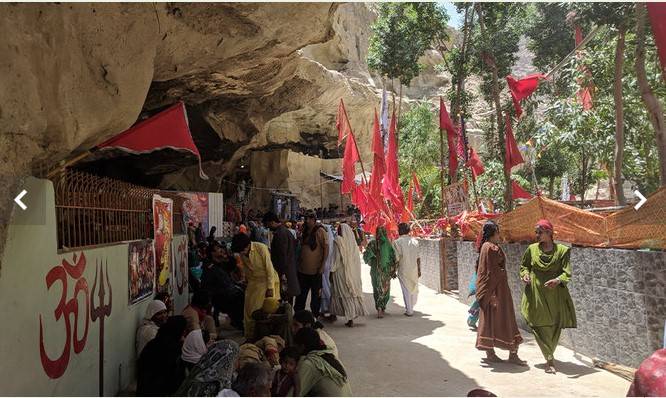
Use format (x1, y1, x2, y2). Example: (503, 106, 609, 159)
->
(340, 100, 369, 187)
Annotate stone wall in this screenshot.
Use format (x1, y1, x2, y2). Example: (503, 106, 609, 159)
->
(456, 241, 666, 368)
(416, 238, 458, 293)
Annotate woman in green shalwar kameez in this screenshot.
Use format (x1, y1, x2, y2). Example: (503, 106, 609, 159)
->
(363, 227, 397, 318)
(520, 219, 577, 374)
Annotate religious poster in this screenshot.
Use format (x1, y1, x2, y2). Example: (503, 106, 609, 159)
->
(153, 195, 173, 289)
(180, 192, 209, 237)
(442, 181, 469, 216)
(128, 240, 155, 305)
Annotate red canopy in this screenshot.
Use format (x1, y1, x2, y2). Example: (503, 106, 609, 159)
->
(97, 102, 207, 179)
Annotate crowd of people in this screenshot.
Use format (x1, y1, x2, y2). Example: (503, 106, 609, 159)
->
(134, 211, 662, 397)
(134, 208, 423, 397)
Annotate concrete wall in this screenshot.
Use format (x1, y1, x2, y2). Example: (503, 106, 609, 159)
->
(0, 177, 188, 396)
(456, 241, 666, 368)
(416, 238, 458, 293)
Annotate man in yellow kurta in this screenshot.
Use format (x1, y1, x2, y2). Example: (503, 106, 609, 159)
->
(231, 233, 281, 340)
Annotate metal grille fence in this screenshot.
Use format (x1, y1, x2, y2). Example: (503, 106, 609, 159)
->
(52, 169, 185, 251)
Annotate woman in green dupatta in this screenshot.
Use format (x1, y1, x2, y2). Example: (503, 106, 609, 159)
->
(363, 226, 397, 318)
(520, 219, 577, 374)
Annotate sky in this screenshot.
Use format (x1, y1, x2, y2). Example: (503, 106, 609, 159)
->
(438, 1, 464, 29)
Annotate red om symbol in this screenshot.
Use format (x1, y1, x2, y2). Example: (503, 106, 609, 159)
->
(39, 253, 90, 379)
(175, 240, 188, 294)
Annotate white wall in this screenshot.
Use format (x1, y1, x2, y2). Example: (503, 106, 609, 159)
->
(0, 177, 188, 396)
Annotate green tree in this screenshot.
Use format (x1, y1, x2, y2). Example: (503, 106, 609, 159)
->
(367, 2, 449, 116)
(397, 101, 442, 218)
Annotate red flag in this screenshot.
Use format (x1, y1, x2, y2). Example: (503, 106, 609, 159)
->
(341, 132, 360, 194)
(336, 99, 353, 144)
(506, 74, 545, 118)
(511, 180, 533, 200)
(648, 3, 666, 82)
(465, 147, 485, 181)
(97, 102, 208, 179)
(504, 114, 524, 173)
(411, 172, 422, 199)
(369, 109, 385, 198)
(382, 111, 404, 211)
(439, 97, 458, 180)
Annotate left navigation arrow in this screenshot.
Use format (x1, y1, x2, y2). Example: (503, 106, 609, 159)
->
(14, 189, 27, 210)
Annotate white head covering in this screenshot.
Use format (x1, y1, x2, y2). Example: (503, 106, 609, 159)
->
(334, 224, 364, 297)
(182, 329, 208, 364)
(145, 300, 167, 320)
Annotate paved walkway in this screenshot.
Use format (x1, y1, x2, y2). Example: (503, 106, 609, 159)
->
(324, 263, 631, 397)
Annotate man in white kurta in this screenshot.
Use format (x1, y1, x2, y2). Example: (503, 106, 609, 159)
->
(393, 223, 421, 316)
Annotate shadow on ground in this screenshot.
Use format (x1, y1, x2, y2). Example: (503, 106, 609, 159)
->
(324, 291, 481, 396)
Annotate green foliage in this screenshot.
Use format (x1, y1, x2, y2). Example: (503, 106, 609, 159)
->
(526, 3, 575, 71)
(367, 3, 449, 86)
(397, 101, 443, 217)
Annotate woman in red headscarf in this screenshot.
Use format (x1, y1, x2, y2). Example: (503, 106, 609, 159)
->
(520, 219, 577, 374)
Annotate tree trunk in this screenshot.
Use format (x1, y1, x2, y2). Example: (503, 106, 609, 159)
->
(440, 113, 446, 217)
(476, 4, 512, 210)
(452, 4, 471, 118)
(636, 3, 666, 186)
(580, 150, 588, 205)
(613, 27, 627, 205)
(549, 176, 555, 198)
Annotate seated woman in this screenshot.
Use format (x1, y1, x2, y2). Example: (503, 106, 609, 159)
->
(238, 334, 286, 369)
(293, 328, 352, 397)
(137, 316, 187, 397)
(177, 340, 241, 396)
(181, 328, 209, 370)
(136, 299, 168, 357)
(292, 310, 339, 358)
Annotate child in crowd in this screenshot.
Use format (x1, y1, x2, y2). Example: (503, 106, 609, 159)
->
(271, 347, 300, 397)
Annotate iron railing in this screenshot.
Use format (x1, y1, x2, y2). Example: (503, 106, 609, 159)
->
(52, 169, 185, 251)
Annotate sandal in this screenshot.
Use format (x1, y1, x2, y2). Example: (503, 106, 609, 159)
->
(508, 353, 528, 367)
(545, 360, 556, 374)
(345, 320, 354, 327)
(485, 351, 503, 363)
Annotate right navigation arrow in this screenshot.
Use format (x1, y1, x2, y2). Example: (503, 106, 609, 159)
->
(634, 190, 647, 211)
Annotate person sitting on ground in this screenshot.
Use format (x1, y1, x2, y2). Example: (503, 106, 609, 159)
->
(238, 334, 286, 369)
(202, 241, 245, 331)
(293, 328, 352, 397)
(137, 316, 187, 396)
(136, 299, 168, 357)
(292, 310, 339, 358)
(272, 347, 301, 397)
(223, 361, 273, 397)
(182, 328, 209, 370)
(177, 340, 241, 397)
(154, 292, 173, 314)
(182, 290, 218, 342)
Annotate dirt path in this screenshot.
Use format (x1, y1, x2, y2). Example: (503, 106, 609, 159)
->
(323, 262, 631, 397)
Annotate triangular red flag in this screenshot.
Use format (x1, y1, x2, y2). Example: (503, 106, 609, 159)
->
(439, 97, 458, 180)
(573, 25, 594, 110)
(336, 99, 353, 145)
(341, 132, 360, 194)
(369, 109, 385, 198)
(506, 74, 545, 118)
(648, 3, 666, 82)
(401, 183, 414, 223)
(511, 180, 533, 200)
(97, 102, 208, 179)
(411, 172, 422, 199)
(466, 147, 485, 181)
(382, 111, 404, 213)
(504, 114, 524, 173)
